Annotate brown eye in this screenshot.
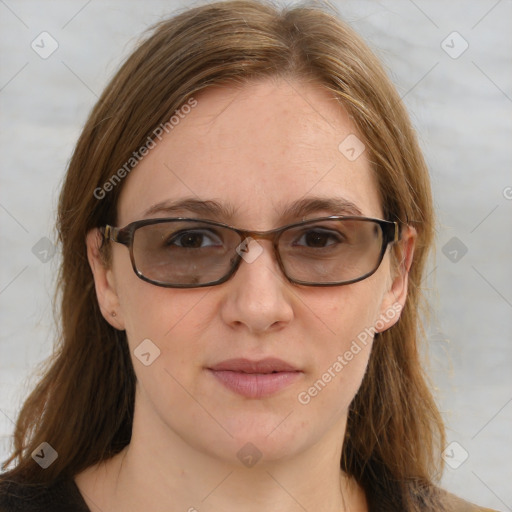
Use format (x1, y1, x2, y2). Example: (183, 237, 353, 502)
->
(165, 229, 222, 249)
(293, 228, 344, 248)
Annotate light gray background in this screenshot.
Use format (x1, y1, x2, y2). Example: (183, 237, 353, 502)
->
(1, 0, 511, 509)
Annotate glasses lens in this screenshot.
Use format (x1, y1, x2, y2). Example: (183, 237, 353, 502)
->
(278, 219, 384, 284)
(132, 220, 240, 285)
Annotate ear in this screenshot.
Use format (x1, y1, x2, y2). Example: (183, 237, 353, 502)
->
(86, 228, 126, 330)
(374, 225, 417, 333)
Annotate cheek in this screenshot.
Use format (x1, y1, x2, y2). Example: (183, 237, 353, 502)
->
(117, 282, 212, 431)
(110, 240, 205, 340)
(298, 342, 372, 422)
(297, 278, 385, 405)
(119, 280, 208, 352)
(308, 276, 384, 349)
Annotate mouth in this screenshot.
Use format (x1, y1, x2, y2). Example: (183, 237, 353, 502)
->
(207, 358, 303, 398)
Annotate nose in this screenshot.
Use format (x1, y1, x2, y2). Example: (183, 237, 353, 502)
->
(219, 238, 294, 333)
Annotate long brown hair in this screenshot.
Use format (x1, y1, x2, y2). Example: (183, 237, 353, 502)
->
(2, 1, 446, 509)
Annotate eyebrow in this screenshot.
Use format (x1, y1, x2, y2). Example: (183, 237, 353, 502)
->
(141, 196, 364, 223)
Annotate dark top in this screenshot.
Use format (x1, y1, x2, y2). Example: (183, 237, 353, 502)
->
(0, 476, 500, 512)
(0, 478, 89, 512)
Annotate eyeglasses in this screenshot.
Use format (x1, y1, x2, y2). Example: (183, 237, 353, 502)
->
(100, 216, 400, 288)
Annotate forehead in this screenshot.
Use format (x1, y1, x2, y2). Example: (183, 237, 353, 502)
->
(117, 78, 383, 228)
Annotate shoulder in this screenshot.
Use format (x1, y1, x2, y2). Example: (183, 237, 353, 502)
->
(0, 476, 90, 512)
(443, 490, 501, 512)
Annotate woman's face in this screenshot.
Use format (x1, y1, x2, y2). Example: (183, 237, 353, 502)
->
(88, 78, 411, 467)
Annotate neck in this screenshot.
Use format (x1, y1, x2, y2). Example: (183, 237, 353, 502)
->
(76, 395, 367, 512)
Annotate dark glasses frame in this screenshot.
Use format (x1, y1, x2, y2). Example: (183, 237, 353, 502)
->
(100, 215, 401, 288)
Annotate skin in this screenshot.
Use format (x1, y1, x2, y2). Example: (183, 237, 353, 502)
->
(79, 77, 415, 512)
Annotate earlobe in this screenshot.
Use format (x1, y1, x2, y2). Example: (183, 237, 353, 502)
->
(86, 228, 126, 330)
(375, 225, 417, 333)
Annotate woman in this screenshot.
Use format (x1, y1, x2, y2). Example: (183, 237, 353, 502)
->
(0, 1, 498, 511)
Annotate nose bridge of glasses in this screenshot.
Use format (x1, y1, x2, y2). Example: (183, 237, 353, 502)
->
(229, 227, 284, 272)
(236, 227, 282, 255)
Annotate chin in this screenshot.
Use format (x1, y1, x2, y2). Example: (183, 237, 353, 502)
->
(209, 412, 316, 465)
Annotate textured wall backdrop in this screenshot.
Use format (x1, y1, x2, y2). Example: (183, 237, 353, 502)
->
(0, 0, 511, 509)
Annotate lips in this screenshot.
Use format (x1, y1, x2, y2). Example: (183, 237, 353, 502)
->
(207, 358, 302, 398)
(209, 358, 299, 373)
